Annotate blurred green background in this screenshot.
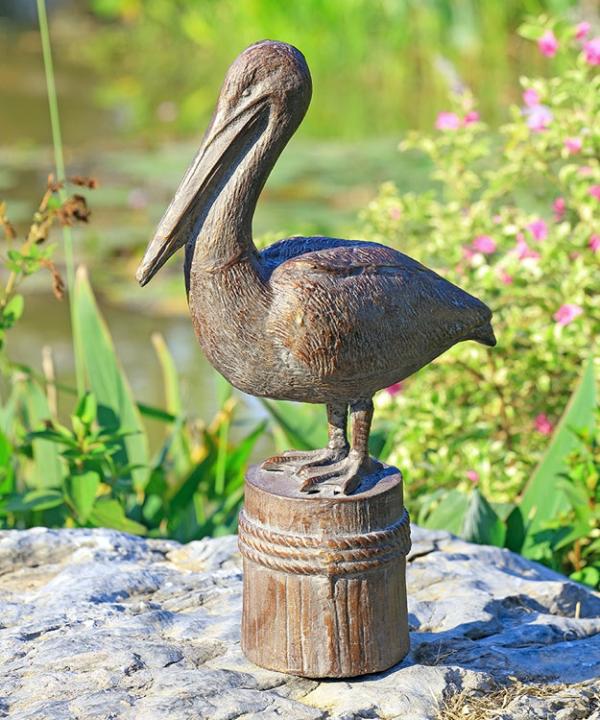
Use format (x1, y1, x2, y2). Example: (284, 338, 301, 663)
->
(0, 0, 587, 421)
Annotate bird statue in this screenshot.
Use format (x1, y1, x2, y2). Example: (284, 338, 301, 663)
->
(137, 40, 496, 495)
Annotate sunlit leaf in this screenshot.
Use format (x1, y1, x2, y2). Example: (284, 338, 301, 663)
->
(74, 392, 97, 427)
(520, 356, 596, 557)
(462, 488, 506, 547)
(3, 490, 64, 513)
(67, 471, 101, 523)
(89, 497, 147, 535)
(422, 489, 469, 536)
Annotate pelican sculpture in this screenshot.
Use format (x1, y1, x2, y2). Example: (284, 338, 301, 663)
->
(137, 41, 496, 494)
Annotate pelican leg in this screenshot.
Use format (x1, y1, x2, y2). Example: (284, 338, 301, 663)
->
(298, 398, 379, 494)
(261, 403, 349, 473)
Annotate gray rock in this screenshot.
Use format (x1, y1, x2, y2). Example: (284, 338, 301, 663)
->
(0, 525, 598, 720)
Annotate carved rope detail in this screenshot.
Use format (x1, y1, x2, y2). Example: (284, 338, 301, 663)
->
(238, 508, 411, 576)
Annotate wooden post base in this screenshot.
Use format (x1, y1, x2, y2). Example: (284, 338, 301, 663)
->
(239, 464, 411, 678)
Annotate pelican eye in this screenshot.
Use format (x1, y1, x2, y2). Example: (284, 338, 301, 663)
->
(241, 87, 252, 98)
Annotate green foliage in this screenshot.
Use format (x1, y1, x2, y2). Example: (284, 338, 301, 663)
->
(560, 425, 600, 587)
(415, 400, 600, 588)
(0, 280, 265, 539)
(355, 18, 599, 586)
(0, 190, 264, 539)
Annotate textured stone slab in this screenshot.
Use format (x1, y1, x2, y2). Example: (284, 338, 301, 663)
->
(0, 526, 599, 719)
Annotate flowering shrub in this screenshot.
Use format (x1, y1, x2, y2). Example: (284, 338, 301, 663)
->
(361, 18, 599, 582)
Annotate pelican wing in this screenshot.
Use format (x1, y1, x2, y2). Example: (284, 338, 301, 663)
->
(266, 239, 492, 387)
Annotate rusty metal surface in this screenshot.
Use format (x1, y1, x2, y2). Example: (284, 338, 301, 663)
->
(137, 41, 496, 494)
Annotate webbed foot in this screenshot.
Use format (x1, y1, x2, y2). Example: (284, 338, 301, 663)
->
(298, 451, 381, 495)
(261, 446, 348, 473)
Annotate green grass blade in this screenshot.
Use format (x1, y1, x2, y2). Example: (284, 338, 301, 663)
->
(36, 0, 84, 395)
(136, 403, 177, 423)
(151, 333, 182, 416)
(151, 332, 191, 474)
(73, 266, 149, 489)
(21, 378, 65, 489)
(260, 399, 326, 451)
(224, 420, 268, 488)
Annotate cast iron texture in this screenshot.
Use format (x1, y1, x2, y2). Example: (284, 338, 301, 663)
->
(137, 41, 496, 494)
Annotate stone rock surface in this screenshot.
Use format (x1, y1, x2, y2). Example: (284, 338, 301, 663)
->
(0, 526, 599, 720)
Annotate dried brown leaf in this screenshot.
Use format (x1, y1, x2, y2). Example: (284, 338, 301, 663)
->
(41, 259, 65, 300)
(30, 217, 52, 244)
(69, 175, 98, 189)
(4, 221, 17, 240)
(0, 202, 17, 240)
(57, 194, 90, 226)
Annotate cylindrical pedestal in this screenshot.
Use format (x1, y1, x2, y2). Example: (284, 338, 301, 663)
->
(239, 464, 411, 678)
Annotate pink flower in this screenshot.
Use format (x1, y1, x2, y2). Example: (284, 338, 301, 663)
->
(579, 166, 593, 176)
(385, 382, 404, 397)
(538, 30, 558, 57)
(589, 185, 600, 200)
(522, 88, 540, 107)
(564, 137, 583, 154)
(436, 112, 461, 131)
(498, 269, 513, 285)
(589, 234, 600, 252)
(575, 22, 592, 40)
(464, 111, 480, 125)
(535, 413, 554, 436)
(553, 197, 566, 221)
(575, 22, 591, 41)
(583, 37, 600, 65)
(472, 235, 496, 254)
(388, 206, 401, 221)
(466, 470, 479, 484)
(554, 303, 583, 325)
(513, 234, 540, 261)
(525, 105, 553, 132)
(527, 219, 548, 242)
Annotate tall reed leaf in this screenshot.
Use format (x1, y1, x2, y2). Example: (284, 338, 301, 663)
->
(519, 356, 596, 556)
(73, 267, 149, 489)
(21, 378, 64, 489)
(260, 399, 327, 452)
(152, 332, 191, 475)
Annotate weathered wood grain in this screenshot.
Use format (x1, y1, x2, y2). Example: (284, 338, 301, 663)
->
(239, 464, 411, 677)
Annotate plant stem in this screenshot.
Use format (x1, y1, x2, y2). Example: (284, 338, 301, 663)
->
(454, 357, 515, 452)
(36, 0, 85, 396)
(2, 188, 53, 305)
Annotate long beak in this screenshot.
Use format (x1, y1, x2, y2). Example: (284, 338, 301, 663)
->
(136, 101, 267, 286)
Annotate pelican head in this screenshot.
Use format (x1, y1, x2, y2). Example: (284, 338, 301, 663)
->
(136, 40, 312, 286)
